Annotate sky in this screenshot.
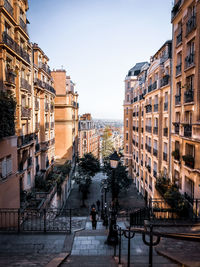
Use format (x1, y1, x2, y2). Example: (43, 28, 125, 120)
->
(27, 0, 173, 120)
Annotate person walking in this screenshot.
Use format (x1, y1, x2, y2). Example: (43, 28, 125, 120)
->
(90, 207, 98, 230)
(96, 199, 100, 212)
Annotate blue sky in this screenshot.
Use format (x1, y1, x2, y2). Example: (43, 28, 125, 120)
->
(28, 0, 173, 120)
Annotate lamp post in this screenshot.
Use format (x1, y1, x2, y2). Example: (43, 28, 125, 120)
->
(107, 151, 120, 245)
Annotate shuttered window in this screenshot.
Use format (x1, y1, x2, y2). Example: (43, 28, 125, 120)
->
(0, 156, 12, 179)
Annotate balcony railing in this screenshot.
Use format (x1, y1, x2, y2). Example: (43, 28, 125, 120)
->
(21, 106, 31, 118)
(160, 75, 170, 87)
(176, 31, 182, 46)
(5, 70, 16, 85)
(184, 90, 194, 103)
(163, 152, 168, 161)
(153, 127, 158, 135)
(163, 127, 168, 137)
(175, 95, 181, 105)
(164, 102, 168, 111)
(171, 0, 182, 20)
(45, 122, 49, 130)
(21, 78, 31, 93)
(176, 63, 182, 76)
(185, 53, 195, 69)
(3, 0, 13, 16)
(153, 148, 158, 157)
(2, 32, 30, 63)
(186, 14, 196, 35)
(146, 126, 152, 133)
(39, 62, 51, 75)
(20, 17, 28, 33)
(17, 133, 34, 148)
(154, 104, 158, 112)
(145, 104, 152, 113)
(184, 124, 192, 137)
(182, 155, 194, 169)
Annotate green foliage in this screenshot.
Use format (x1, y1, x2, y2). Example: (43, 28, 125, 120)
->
(0, 91, 16, 139)
(101, 127, 114, 158)
(78, 153, 100, 178)
(156, 176, 191, 217)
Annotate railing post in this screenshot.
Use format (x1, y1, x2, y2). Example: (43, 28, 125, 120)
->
(123, 227, 135, 267)
(18, 209, 20, 233)
(44, 209, 46, 233)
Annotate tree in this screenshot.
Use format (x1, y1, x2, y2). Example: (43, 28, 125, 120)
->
(76, 153, 100, 206)
(103, 159, 132, 203)
(101, 127, 114, 158)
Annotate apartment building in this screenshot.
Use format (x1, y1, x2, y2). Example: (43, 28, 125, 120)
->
(0, 0, 31, 208)
(171, 0, 200, 199)
(51, 69, 79, 196)
(124, 41, 172, 201)
(78, 113, 100, 159)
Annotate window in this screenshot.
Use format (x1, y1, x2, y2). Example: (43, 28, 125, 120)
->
(0, 156, 12, 179)
(83, 131, 86, 138)
(5, 22, 10, 34)
(126, 108, 128, 115)
(127, 94, 129, 102)
(185, 143, 195, 157)
(126, 145, 128, 153)
(186, 75, 194, 91)
(176, 82, 181, 95)
(154, 95, 158, 104)
(177, 52, 182, 65)
(126, 120, 128, 127)
(126, 133, 128, 141)
(185, 111, 192, 124)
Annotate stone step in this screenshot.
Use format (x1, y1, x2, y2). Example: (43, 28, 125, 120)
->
(61, 255, 117, 266)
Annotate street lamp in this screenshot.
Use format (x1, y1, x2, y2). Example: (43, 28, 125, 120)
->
(106, 151, 120, 245)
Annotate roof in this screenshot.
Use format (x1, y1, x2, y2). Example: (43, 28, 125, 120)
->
(127, 62, 148, 77)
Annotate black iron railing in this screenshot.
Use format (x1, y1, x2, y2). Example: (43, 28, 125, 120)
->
(184, 124, 192, 137)
(186, 14, 196, 35)
(184, 90, 194, 103)
(176, 31, 182, 46)
(17, 134, 34, 148)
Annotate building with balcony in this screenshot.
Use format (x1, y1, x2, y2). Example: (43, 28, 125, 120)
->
(124, 41, 172, 201)
(51, 69, 79, 198)
(171, 0, 200, 199)
(78, 113, 100, 159)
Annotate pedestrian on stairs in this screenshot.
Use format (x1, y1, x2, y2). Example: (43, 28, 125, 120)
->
(90, 207, 98, 230)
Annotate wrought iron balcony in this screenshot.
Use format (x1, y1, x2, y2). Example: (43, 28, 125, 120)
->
(176, 63, 182, 76)
(20, 18, 28, 33)
(184, 124, 192, 137)
(21, 78, 31, 93)
(154, 104, 158, 112)
(34, 78, 43, 88)
(176, 31, 182, 46)
(184, 90, 194, 103)
(160, 75, 170, 87)
(39, 62, 51, 75)
(153, 148, 158, 157)
(2, 32, 30, 63)
(163, 127, 168, 137)
(182, 155, 194, 169)
(5, 70, 16, 85)
(164, 102, 168, 111)
(163, 152, 168, 161)
(185, 53, 195, 69)
(145, 104, 152, 113)
(21, 106, 31, 118)
(171, 0, 182, 20)
(17, 133, 34, 148)
(2, 0, 13, 16)
(146, 126, 152, 133)
(186, 14, 196, 35)
(153, 127, 158, 135)
(175, 95, 181, 105)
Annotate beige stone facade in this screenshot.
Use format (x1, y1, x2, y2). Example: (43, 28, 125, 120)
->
(171, 0, 200, 199)
(78, 113, 100, 159)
